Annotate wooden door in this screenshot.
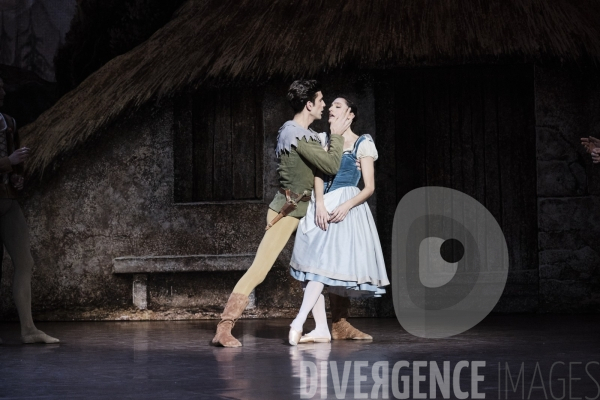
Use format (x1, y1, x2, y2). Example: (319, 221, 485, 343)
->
(375, 65, 538, 311)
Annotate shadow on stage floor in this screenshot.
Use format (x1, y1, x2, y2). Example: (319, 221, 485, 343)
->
(0, 315, 599, 399)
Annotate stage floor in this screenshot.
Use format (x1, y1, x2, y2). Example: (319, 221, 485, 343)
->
(0, 315, 599, 399)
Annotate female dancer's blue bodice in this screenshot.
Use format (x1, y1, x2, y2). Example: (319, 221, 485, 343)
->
(324, 135, 369, 193)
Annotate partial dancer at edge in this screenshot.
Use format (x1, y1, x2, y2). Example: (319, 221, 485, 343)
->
(212, 80, 372, 347)
(0, 76, 59, 344)
(288, 96, 390, 345)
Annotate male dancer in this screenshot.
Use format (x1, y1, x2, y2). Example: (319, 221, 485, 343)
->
(213, 80, 372, 347)
(0, 77, 59, 344)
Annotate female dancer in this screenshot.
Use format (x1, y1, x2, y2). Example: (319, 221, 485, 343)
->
(288, 96, 390, 345)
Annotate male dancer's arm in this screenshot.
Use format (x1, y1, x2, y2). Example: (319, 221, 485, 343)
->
(296, 134, 344, 176)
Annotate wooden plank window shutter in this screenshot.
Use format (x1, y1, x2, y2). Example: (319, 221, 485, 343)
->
(174, 87, 264, 202)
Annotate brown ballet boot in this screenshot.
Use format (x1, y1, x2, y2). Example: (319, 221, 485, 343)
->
(212, 292, 249, 347)
(329, 293, 373, 340)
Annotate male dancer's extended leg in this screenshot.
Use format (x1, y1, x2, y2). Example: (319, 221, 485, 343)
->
(212, 209, 299, 347)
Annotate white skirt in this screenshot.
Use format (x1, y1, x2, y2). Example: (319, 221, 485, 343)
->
(290, 186, 390, 297)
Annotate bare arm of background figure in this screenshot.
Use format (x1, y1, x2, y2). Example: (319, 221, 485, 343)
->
(581, 136, 600, 163)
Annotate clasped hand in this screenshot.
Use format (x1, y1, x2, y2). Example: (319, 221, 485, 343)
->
(315, 201, 352, 231)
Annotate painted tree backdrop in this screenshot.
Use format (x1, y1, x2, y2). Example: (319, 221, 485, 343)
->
(0, 0, 75, 81)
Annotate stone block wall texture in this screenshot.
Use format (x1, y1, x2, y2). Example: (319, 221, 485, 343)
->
(1, 67, 599, 321)
(0, 77, 385, 321)
(536, 65, 600, 312)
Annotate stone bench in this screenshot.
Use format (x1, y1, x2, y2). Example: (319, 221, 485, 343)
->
(112, 254, 257, 310)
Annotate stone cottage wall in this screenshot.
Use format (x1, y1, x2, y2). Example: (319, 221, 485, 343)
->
(0, 76, 384, 320)
(2, 66, 599, 320)
(536, 65, 600, 312)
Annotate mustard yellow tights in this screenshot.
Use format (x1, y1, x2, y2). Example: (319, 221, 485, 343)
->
(232, 209, 300, 296)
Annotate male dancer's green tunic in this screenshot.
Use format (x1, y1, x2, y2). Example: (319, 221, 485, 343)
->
(232, 120, 343, 295)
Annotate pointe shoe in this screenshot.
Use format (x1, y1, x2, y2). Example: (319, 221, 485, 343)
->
(289, 328, 302, 346)
(299, 333, 331, 344)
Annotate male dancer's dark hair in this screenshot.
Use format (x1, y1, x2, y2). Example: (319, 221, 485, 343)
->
(287, 80, 322, 113)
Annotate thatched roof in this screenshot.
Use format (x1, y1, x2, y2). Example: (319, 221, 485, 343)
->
(21, 0, 600, 175)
